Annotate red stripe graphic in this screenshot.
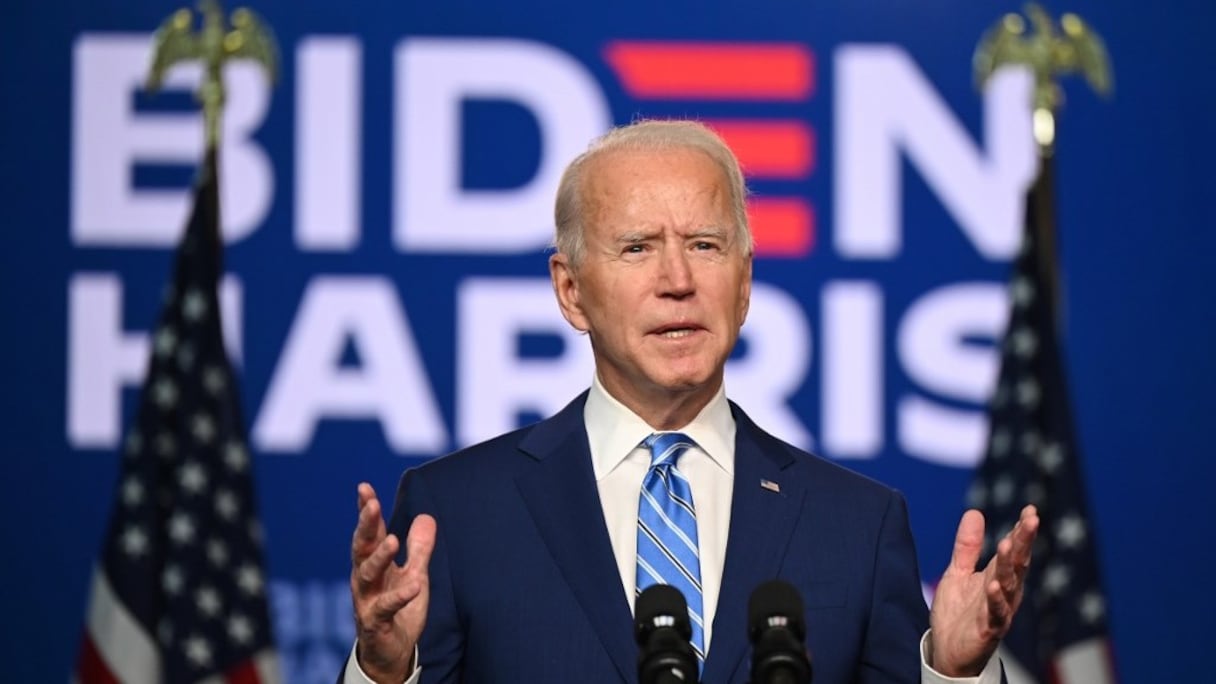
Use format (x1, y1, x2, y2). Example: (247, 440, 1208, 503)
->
(706, 120, 815, 178)
(748, 199, 814, 257)
(604, 42, 814, 100)
(77, 634, 120, 684)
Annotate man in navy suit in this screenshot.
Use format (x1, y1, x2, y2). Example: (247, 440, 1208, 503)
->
(343, 120, 1039, 683)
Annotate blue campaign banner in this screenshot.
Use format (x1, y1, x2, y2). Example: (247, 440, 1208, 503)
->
(1, 0, 1213, 681)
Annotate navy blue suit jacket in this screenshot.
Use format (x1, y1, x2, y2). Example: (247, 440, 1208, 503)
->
(386, 392, 929, 683)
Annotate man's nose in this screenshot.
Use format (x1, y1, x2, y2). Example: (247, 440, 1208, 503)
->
(658, 247, 695, 297)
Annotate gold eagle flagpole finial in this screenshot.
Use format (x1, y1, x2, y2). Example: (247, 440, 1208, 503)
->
(146, 0, 278, 149)
(974, 2, 1112, 153)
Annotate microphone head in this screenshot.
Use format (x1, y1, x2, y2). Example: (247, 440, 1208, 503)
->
(636, 585, 698, 684)
(748, 579, 807, 642)
(635, 584, 692, 644)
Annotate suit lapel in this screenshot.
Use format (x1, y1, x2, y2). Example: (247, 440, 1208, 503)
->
(514, 394, 636, 683)
(702, 404, 806, 683)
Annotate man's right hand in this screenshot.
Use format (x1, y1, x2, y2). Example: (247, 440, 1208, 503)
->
(350, 482, 437, 683)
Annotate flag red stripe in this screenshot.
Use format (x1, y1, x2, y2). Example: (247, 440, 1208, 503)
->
(604, 42, 814, 100)
(77, 633, 121, 684)
(226, 658, 262, 684)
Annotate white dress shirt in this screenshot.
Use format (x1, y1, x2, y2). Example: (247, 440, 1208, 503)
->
(347, 377, 1000, 683)
(585, 374, 736, 652)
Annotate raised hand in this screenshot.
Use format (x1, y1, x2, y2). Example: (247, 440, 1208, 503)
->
(929, 505, 1039, 677)
(350, 482, 437, 683)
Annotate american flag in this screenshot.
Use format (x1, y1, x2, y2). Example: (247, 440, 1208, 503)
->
(76, 148, 279, 683)
(969, 154, 1117, 684)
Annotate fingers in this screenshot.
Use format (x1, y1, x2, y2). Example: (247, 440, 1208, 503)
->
(985, 578, 1011, 629)
(357, 481, 377, 510)
(350, 483, 436, 591)
(355, 532, 400, 596)
(992, 536, 1018, 596)
(948, 509, 986, 575)
(370, 579, 425, 623)
(347, 488, 434, 681)
(404, 514, 438, 574)
(358, 517, 435, 653)
(356, 496, 386, 544)
(992, 505, 1040, 587)
(984, 505, 1040, 636)
(354, 515, 436, 613)
(352, 483, 387, 565)
(1009, 505, 1040, 571)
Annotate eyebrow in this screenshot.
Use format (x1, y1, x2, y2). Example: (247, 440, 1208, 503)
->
(614, 230, 657, 244)
(687, 226, 730, 239)
(610, 226, 731, 245)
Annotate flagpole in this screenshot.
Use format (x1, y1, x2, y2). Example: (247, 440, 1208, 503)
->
(146, 0, 277, 270)
(76, 4, 282, 683)
(975, 2, 1112, 316)
(968, 6, 1119, 683)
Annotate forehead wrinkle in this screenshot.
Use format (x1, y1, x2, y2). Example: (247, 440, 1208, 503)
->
(609, 185, 730, 235)
(580, 147, 734, 244)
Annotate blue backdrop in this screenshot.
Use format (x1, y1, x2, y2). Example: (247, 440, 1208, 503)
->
(2, 0, 1214, 682)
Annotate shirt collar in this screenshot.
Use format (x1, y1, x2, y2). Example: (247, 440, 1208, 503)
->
(585, 374, 736, 481)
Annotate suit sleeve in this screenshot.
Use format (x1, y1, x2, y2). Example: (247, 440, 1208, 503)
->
(859, 490, 931, 684)
(389, 467, 465, 684)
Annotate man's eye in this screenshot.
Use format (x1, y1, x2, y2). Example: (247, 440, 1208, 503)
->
(624, 244, 646, 253)
(694, 241, 719, 251)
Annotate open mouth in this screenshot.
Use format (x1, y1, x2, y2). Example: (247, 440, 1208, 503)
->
(659, 328, 696, 339)
(652, 324, 702, 339)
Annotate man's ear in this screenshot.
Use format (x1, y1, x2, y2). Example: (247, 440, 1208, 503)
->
(550, 252, 589, 332)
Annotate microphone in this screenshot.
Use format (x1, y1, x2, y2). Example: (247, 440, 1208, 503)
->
(635, 584, 699, 684)
(748, 580, 812, 684)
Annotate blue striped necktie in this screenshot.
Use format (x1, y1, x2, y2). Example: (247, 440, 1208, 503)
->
(636, 431, 705, 666)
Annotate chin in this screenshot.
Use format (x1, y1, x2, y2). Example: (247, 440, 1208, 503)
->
(649, 368, 718, 394)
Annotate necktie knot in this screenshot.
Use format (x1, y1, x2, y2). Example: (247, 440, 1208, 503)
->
(643, 432, 697, 469)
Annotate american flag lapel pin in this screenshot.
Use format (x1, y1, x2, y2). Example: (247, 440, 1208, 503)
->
(760, 479, 781, 494)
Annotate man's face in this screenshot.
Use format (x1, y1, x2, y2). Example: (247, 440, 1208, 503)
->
(550, 147, 752, 414)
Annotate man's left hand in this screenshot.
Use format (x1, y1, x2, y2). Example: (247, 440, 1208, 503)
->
(929, 505, 1040, 677)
